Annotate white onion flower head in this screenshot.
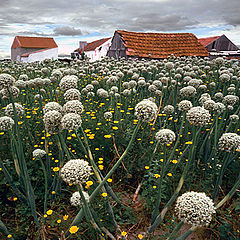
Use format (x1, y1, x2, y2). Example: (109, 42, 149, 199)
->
(0, 86, 20, 100)
(0, 74, 15, 90)
(43, 102, 63, 114)
(186, 107, 210, 126)
(229, 114, 239, 124)
(61, 159, 92, 185)
(155, 129, 176, 145)
(163, 105, 174, 115)
(135, 98, 158, 122)
(218, 133, 240, 152)
(70, 191, 90, 206)
(180, 86, 196, 98)
(63, 100, 84, 114)
(61, 113, 82, 131)
(5, 103, 24, 118)
(59, 75, 78, 91)
(214, 102, 226, 114)
(43, 110, 62, 134)
(175, 191, 215, 227)
(64, 88, 81, 101)
(33, 149, 46, 158)
(0, 116, 14, 131)
(104, 111, 113, 120)
(223, 95, 239, 106)
(203, 99, 216, 112)
(178, 100, 192, 111)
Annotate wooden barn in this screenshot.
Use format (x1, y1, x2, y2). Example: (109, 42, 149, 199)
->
(72, 38, 111, 62)
(198, 35, 240, 58)
(107, 30, 208, 59)
(11, 36, 58, 62)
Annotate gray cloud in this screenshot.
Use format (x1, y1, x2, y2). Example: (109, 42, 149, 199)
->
(53, 26, 83, 36)
(0, 0, 239, 36)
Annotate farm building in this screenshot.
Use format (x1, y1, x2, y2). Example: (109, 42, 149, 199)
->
(11, 36, 58, 62)
(72, 38, 111, 61)
(107, 30, 208, 59)
(198, 35, 240, 58)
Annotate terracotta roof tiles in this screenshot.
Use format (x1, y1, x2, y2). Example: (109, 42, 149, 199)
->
(198, 36, 221, 47)
(116, 30, 208, 58)
(12, 36, 57, 49)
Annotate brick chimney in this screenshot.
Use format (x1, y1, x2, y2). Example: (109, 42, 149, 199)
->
(79, 41, 88, 51)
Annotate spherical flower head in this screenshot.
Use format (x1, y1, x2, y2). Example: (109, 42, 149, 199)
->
(15, 80, 27, 89)
(229, 114, 239, 124)
(43, 110, 62, 134)
(104, 111, 113, 120)
(0, 116, 14, 131)
(163, 105, 174, 115)
(59, 75, 78, 91)
(33, 149, 46, 158)
(223, 95, 239, 106)
(180, 86, 196, 98)
(135, 98, 158, 122)
(5, 103, 25, 118)
(43, 102, 63, 114)
(213, 102, 225, 114)
(64, 88, 81, 101)
(186, 106, 210, 126)
(165, 62, 174, 70)
(138, 79, 146, 87)
(219, 73, 230, 82)
(218, 133, 240, 152)
(199, 93, 211, 106)
(0, 86, 20, 100)
(188, 79, 202, 88)
(203, 99, 216, 112)
(148, 84, 157, 92)
(155, 129, 176, 145)
(178, 100, 193, 111)
(0, 74, 15, 90)
(175, 191, 215, 227)
(61, 159, 92, 185)
(70, 191, 90, 206)
(63, 100, 84, 114)
(61, 113, 82, 131)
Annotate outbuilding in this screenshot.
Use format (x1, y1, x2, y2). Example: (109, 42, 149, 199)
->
(107, 30, 208, 59)
(11, 36, 58, 62)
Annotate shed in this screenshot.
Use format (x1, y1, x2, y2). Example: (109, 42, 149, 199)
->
(107, 30, 208, 59)
(11, 36, 58, 62)
(72, 38, 111, 61)
(198, 35, 240, 59)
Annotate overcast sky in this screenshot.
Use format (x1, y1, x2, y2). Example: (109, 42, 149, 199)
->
(0, 0, 239, 58)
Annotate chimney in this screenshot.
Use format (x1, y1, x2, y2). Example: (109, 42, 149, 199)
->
(79, 41, 87, 51)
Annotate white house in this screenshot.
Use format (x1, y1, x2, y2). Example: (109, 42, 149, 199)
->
(72, 38, 111, 61)
(11, 36, 58, 62)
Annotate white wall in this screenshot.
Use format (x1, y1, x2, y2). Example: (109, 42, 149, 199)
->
(21, 48, 58, 63)
(85, 39, 111, 62)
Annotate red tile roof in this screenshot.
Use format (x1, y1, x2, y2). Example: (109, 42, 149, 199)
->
(198, 36, 221, 47)
(116, 30, 208, 58)
(12, 36, 58, 49)
(74, 37, 111, 52)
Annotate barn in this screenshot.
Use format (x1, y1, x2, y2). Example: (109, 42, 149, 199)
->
(198, 35, 240, 59)
(107, 30, 208, 59)
(11, 36, 58, 62)
(72, 38, 111, 61)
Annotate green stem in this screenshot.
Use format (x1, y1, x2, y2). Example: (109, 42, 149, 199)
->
(167, 221, 184, 240)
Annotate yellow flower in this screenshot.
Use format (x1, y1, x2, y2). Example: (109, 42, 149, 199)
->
(102, 192, 108, 197)
(51, 191, 56, 195)
(107, 178, 112, 183)
(167, 173, 172, 177)
(7, 234, 12, 238)
(104, 134, 112, 138)
(185, 141, 193, 145)
(153, 185, 157, 189)
(0, 132, 4, 135)
(138, 234, 144, 239)
(145, 166, 150, 170)
(121, 231, 127, 236)
(53, 167, 59, 172)
(57, 219, 61, 223)
(63, 215, 69, 220)
(154, 174, 160, 178)
(86, 181, 93, 187)
(69, 226, 79, 234)
(172, 160, 178, 164)
(112, 126, 118, 130)
(18, 121, 23, 125)
(46, 210, 53, 215)
(26, 116, 31, 119)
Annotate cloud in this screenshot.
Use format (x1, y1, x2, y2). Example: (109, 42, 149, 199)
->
(53, 26, 83, 36)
